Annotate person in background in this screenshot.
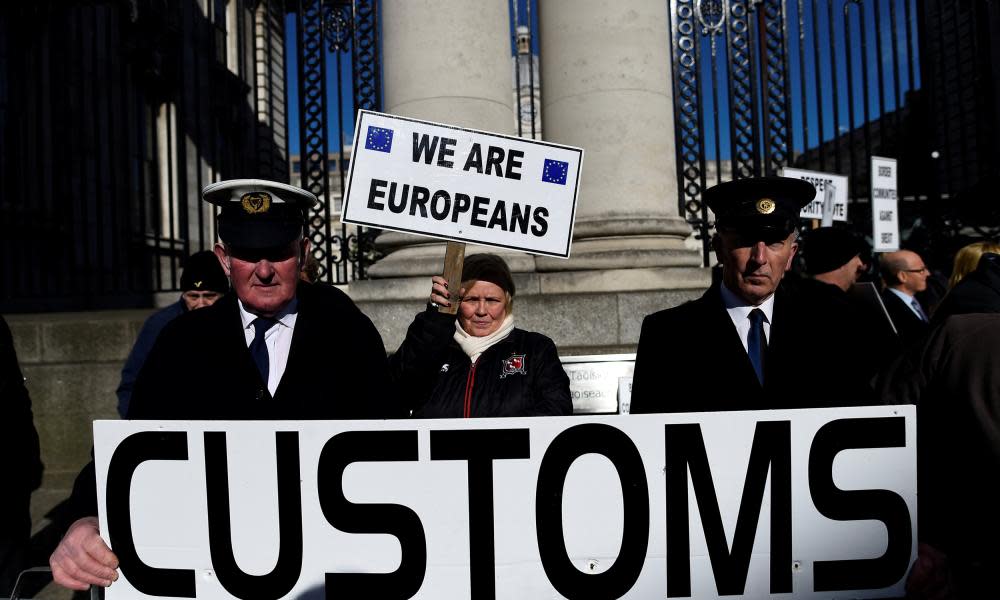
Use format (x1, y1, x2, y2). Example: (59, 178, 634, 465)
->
(879, 249, 932, 349)
(932, 251, 1000, 325)
(0, 315, 43, 598)
(881, 312, 1000, 600)
(116, 250, 228, 416)
(631, 176, 876, 413)
(797, 226, 900, 376)
(299, 253, 321, 283)
(390, 253, 572, 417)
(947, 240, 1000, 290)
(800, 226, 869, 293)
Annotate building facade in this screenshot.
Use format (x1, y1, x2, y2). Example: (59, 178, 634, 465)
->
(0, 0, 289, 312)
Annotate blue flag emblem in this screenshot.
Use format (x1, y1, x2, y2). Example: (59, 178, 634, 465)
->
(365, 126, 393, 153)
(542, 159, 569, 185)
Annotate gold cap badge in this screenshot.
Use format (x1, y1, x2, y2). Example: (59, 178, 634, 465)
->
(756, 198, 776, 215)
(194, 280, 203, 288)
(241, 192, 272, 214)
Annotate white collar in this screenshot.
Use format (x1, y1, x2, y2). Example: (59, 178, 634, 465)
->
(887, 287, 915, 303)
(237, 297, 299, 330)
(719, 283, 776, 324)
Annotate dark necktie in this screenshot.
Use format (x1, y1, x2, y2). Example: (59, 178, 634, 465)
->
(250, 317, 277, 386)
(747, 308, 766, 386)
(910, 298, 928, 323)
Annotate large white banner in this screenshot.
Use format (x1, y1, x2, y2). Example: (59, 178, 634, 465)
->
(96, 407, 916, 599)
(342, 110, 583, 258)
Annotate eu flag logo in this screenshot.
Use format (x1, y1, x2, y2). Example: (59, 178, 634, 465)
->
(365, 126, 393, 153)
(542, 159, 569, 185)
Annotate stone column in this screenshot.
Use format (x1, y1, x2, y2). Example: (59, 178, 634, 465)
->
(535, 0, 700, 276)
(366, 0, 522, 278)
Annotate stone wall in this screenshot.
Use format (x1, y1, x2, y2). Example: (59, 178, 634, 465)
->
(7, 310, 151, 530)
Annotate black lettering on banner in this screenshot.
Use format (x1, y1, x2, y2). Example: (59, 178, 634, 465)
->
(452, 193, 472, 222)
(530, 207, 549, 237)
(367, 179, 388, 210)
(808, 417, 911, 592)
(471, 196, 490, 227)
(438, 137, 457, 168)
(387, 182, 408, 214)
(409, 186, 430, 218)
(106, 431, 195, 598)
(488, 200, 508, 231)
(430, 190, 451, 220)
(412, 132, 439, 164)
(318, 431, 426, 599)
(664, 421, 791, 597)
(204, 432, 302, 600)
(485, 146, 505, 176)
(536, 424, 649, 599)
(430, 429, 531, 600)
(509, 203, 530, 234)
(463, 143, 484, 173)
(505, 149, 524, 180)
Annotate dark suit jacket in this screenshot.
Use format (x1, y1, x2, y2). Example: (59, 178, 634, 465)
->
(128, 281, 397, 420)
(880, 314, 1000, 577)
(630, 282, 877, 413)
(66, 282, 399, 522)
(880, 289, 930, 349)
(0, 316, 43, 540)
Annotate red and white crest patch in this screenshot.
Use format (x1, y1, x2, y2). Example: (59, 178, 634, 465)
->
(500, 354, 526, 378)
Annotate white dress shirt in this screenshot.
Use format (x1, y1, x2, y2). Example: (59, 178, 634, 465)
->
(887, 287, 925, 320)
(720, 284, 775, 353)
(238, 298, 298, 396)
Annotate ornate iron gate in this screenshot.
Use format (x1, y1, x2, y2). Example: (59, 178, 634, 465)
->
(292, 0, 381, 284)
(668, 0, 999, 267)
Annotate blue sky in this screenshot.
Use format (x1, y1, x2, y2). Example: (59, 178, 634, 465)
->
(694, 0, 921, 161)
(284, 0, 920, 162)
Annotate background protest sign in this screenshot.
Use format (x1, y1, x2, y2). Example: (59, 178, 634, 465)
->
(342, 110, 583, 258)
(96, 406, 915, 599)
(782, 167, 849, 224)
(870, 157, 900, 252)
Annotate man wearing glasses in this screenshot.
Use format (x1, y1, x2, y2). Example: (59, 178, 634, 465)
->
(880, 249, 932, 348)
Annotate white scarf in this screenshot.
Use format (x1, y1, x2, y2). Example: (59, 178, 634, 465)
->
(453, 313, 515, 364)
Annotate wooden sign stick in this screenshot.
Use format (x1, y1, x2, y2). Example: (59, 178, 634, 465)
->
(439, 241, 466, 315)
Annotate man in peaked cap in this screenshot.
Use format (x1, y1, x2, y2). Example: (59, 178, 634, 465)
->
(51, 180, 400, 592)
(631, 176, 876, 413)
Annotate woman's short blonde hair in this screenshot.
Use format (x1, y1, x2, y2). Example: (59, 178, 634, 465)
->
(949, 241, 1000, 289)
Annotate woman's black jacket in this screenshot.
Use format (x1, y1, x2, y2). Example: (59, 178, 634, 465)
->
(389, 308, 572, 418)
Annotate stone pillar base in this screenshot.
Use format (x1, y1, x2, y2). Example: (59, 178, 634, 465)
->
(350, 266, 710, 355)
(366, 233, 538, 279)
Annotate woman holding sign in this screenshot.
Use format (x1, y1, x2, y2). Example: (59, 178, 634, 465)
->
(390, 253, 572, 417)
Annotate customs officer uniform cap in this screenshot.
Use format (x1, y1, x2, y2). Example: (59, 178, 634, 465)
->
(203, 179, 318, 248)
(705, 176, 815, 237)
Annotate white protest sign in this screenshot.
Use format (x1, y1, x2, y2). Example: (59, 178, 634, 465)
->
(342, 110, 582, 258)
(870, 157, 900, 252)
(782, 167, 849, 223)
(96, 407, 915, 600)
(561, 354, 635, 414)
